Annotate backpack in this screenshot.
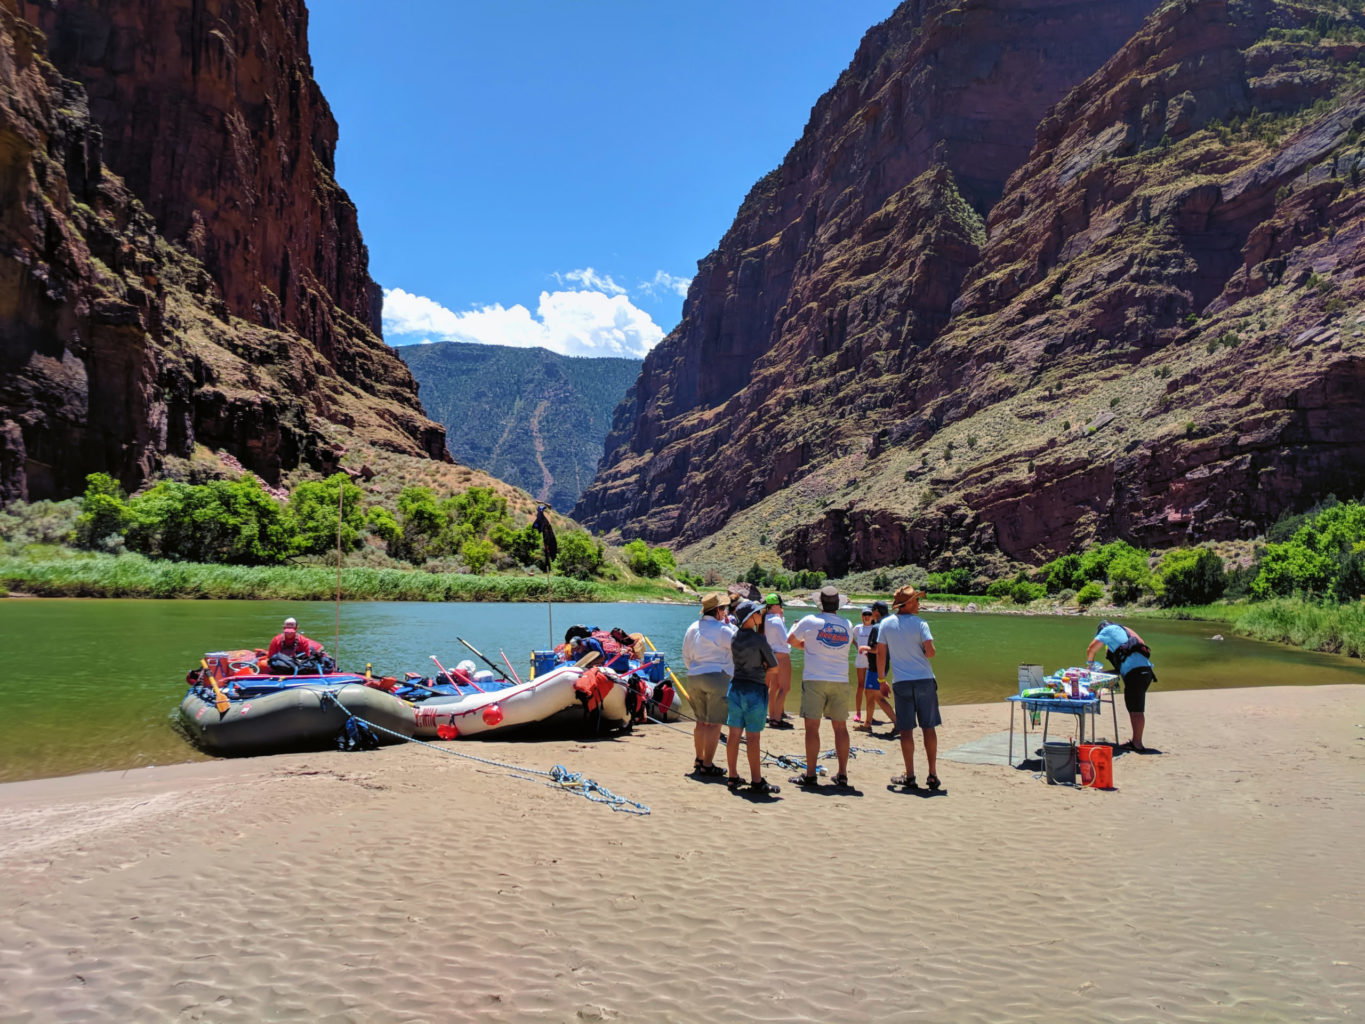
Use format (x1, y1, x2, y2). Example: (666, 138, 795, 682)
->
(1108, 625, 1151, 673)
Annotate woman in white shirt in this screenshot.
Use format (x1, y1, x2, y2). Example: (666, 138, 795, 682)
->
(762, 594, 793, 729)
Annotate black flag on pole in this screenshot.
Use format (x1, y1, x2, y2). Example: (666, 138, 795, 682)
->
(533, 505, 558, 565)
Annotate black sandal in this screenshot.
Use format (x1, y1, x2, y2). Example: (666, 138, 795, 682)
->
(699, 762, 727, 777)
(726, 775, 744, 791)
(891, 773, 918, 789)
(832, 773, 850, 787)
(749, 778, 780, 796)
(926, 773, 941, 791)
(788, 774, 820, 788)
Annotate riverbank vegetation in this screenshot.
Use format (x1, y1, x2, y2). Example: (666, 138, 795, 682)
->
(0, 472, 688, 603)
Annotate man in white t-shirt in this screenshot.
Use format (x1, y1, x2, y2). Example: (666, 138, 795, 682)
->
(786, 585, 854, 788)
(876, 585, 942, 791)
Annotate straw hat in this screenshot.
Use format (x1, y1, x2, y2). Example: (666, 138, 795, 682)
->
(893, 585, 927, 608)
(700, 591, 731, 614)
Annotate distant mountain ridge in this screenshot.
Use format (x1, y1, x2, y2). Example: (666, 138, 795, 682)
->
(397, 343, 641, 512)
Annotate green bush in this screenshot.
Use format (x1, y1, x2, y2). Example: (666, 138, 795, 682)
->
(73, 473, 129, 550)
(1040, 552, 1084, 593)
(1010, 580, 1046, 604)
(1076, 581, 1104, 607)
(1252, 501, 1365, 599)
(1107, 547, 1152, 603)
(289, 474, 365, 556)
(926, 567, 975, 594)
(985, 579, 1013, 598)
(125, 476, 296, 564)
(554, 530, 604, 580)
(461, 538, 496, 574)
(1155, 547, 1226, 606)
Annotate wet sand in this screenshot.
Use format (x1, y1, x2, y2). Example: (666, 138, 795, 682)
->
(0, 684, 1361, 1023)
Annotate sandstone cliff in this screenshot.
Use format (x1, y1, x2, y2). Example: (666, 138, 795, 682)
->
(576, 0, 1365, 576)
(0, 0, 446, 502)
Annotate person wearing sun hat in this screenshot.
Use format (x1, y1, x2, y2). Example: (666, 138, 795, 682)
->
(762, 593, 793, 728)
(681, 591, 736, 777)
(875, 585, 942, 791)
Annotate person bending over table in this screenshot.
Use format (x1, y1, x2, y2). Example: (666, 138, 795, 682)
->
(1086, 619, 1157, 752)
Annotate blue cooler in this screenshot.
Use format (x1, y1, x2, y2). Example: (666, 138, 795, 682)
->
(640, 652, 666, 683)
(531, 650, 560, 677)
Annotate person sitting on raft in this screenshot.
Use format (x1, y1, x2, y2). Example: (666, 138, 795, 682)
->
(266, 617, 330, 672)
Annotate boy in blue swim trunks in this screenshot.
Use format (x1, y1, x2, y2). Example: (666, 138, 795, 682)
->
(725, 600, 780, 795)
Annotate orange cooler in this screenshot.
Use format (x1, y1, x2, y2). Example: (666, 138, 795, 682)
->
(1077, 744, 1114, 788)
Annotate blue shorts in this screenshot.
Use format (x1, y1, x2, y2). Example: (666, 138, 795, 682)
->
(725, 683, 768, 732)
(892, 678, 942, 731)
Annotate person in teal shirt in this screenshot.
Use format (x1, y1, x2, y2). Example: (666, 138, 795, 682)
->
(1086, 620, 1157, 752)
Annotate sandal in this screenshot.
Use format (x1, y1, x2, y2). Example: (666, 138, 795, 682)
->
(749, 778, 780, 796)
(832, 773, 850, 787)
(700, 762, 727, 777)
(926, 774, 941, 791)
(788, 774, 820, 788)
(891, 773, 918, 789)
(726, 775, 744, 791)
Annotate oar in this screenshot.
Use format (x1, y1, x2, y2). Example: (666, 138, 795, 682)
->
(201, 659, 230, 714)
(499, 650, 525, 685)
(455, 635, 517, 685)
(430, 654, 486, 694)
(640, 633, 689, 701)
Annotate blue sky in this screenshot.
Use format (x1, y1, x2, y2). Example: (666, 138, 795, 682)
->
(308, 0, 900, 358)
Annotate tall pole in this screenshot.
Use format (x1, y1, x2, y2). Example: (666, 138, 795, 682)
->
(334, 479, 343, 661)
(546, 545, 554, 653)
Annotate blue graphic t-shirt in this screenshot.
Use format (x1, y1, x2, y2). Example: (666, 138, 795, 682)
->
(788, 612, 853, 682)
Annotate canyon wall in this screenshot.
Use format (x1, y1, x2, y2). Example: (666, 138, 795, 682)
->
(576, 0, 1365, 574)
(0, 0, 446, 503)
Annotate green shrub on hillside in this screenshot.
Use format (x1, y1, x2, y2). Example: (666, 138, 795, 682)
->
(1010, 580, 1046, 604)
(288, 474, 365, 556)
(1155, 547, 1226, 606)
(125, 476, 295, 564)
(1076, 581, 1104, 607)
(625, 539, 677, 578)
(1252, 500, 1365, 599)
(926, 567, 975, 593)
(554, 530, 604, 580)
(74, 473, 129, 551)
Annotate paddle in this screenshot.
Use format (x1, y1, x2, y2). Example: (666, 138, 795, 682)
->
(431, 654, 486, 694)
(455, 635, 517, 685)
(200, 659, 230, 714)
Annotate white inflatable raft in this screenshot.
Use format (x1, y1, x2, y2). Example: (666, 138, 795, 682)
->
(411, 664, 630, 739)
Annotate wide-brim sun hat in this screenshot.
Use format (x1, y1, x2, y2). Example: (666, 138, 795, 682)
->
(893, 585, 928, 607)
(701, 591, 731, 614)
(733, 599, 764, 626)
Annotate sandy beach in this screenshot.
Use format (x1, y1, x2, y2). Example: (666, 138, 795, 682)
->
(1, 684, 1361, 1023)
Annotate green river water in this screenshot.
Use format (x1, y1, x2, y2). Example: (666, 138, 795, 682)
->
(1, 599, 1362, 783)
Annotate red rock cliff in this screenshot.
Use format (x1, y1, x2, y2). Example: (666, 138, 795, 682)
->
(577, 0, 1365, 575)
(0, 0, 446, 502)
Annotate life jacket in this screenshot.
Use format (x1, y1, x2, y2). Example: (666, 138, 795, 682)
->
(625, 673, 650, 725)
(573, 666, 615, 713)
(1108, 625, 1152, 673)
(651, 679, 675, 720)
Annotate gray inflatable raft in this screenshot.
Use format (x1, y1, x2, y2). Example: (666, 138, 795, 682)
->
(179, 683, 415, 756)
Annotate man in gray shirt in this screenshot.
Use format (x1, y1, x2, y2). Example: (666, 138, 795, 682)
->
(876, 586, 942, 791)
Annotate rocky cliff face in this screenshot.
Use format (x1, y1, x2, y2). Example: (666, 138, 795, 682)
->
(577, 0, 1365, 575)
(0, 0, 445, 503)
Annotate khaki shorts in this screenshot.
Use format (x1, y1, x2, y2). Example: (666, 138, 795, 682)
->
(800, 678, 851, 721)
(687, 672, 730, 725)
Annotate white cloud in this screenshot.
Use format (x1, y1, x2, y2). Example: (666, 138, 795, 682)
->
(383, 286, 664, 359)
(556, 267, 626, 295)
(640, 270, 692, 298)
